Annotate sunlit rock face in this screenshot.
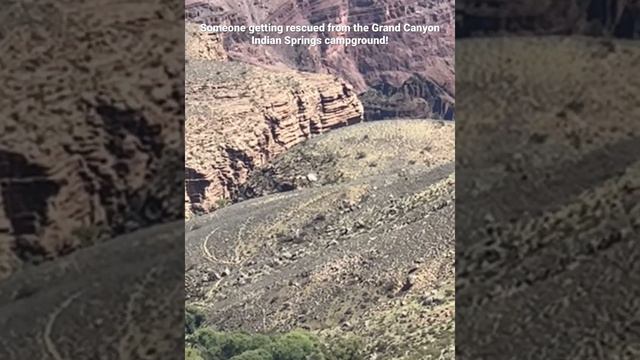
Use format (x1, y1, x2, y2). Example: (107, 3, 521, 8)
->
(186, 0, 455, 120)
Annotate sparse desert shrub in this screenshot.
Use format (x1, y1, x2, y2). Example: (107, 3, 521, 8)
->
(186, 347, 205, 360)
(71, 225, 103, 247)
(324, 335, 364, 360)
(216, 198, 231, 208)
(186, 306, 206, 334)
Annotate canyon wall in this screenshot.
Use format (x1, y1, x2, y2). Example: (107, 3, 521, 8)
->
(186, 22, 228, 60)
(0, 1, 184, 279)
(185, 27, 364, 217)
(185, 0, 455, 120)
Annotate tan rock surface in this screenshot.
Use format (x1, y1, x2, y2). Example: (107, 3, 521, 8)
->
(186, 22, 228, 60)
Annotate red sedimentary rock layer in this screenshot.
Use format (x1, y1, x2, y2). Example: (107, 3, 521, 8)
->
(1, 0, 183, 279)
(185, 56, 364, 217)
(185, 0, 454, 119)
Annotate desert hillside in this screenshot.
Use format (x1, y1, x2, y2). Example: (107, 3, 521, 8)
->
(184, 3, 456, 358)
(0, 222, 184, 358)
(186, 120, 455, 359)
(456, 37, 640, 358)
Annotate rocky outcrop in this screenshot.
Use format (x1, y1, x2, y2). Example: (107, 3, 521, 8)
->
(185, 58, 363, 217)
(0, 0, 184, 279)
(186, 22, 228, 60)
(185, 0, 455, 120)
(360, 75, 454, 120)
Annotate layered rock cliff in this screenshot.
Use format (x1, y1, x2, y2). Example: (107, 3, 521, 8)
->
(360, 74, 454, 120)
(0, 1, 184, 279)
(185, 31, 364, 217)
(185, 0, 455, 120)
(186, 22, 228, 60)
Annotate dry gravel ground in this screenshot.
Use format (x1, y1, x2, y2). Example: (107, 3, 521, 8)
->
(456, 37, 640, 359)
(239, 119, 454, 200)
(186, 120, 455, 359)
(0, 222, 184, 358)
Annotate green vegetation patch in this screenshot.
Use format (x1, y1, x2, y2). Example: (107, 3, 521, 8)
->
(185, 308, 364, 360)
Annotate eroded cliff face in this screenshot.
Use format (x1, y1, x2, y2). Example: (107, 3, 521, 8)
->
(185, 30, 364, 217)
(360, 74, 454, 120)
(186, 22, 228, 60)
(0, 1, 184, 279)
(185, 0, 455, 120)
(1, 89, 183, 281)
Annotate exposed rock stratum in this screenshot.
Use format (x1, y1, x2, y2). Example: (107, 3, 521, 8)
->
(0, 0, 184, 280)
(185, 25, 364, 217)
(185, 0, 455, 120)
(186, 22, 228, 60)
